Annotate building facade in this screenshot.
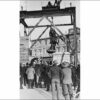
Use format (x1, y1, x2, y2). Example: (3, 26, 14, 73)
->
(30, 28, 80, 63)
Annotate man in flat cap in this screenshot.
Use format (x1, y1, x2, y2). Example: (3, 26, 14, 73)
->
(61, 62, 73, 100)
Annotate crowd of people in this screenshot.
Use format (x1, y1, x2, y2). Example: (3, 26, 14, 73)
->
(20, 59, 80, 100)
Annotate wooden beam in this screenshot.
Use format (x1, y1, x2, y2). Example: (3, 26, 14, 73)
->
(20, 7, 75, 19)
(20, 19, 28, 27)
(28, 23, 73, 28)
(72, 8, 78, 67)
(28, 17, 44, 36)
(30, 27, 49, 49)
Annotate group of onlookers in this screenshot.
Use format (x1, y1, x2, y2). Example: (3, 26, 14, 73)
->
(20, 59, 80, 100)
(20, 60, 51, 90)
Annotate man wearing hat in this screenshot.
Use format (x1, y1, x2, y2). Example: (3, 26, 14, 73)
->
(26, 62, 35, 89)
(61, 62, 73, 100)
(48, 60, 63, 100)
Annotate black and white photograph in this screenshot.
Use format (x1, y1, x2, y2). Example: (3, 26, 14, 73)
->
(20, 0, 80, 99)
(1, 0, 100, 99)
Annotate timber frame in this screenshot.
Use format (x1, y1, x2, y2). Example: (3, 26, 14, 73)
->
(20, 6, 78, 67)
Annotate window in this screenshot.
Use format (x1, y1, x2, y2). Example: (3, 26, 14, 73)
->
(43, 48, 45, 54)
(56, 47, 58, 52)
(32, 50, 35, 56)
(45, 39, 47, 45)
(58, 47, 60, 52)
(64, 46, 67, 52)
(41, 40, 45, 46)
(35, 49, 37, 56)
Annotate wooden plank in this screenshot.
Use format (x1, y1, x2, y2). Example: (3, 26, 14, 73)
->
(20, 7, 75, 19)
(28, 23, 73, 28)
(30, 27, 49, 48)
(28, 17, 44, 36)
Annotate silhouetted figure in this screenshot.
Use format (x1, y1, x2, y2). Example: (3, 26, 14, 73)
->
(76, 64, 80, 93)
(26, 63, 35, 89)
(61, 62, 73, 100)
(47, 1, 52, 7)
(20, 63, 23, 89)
(54, 0, 62, 8)
(48, 60, 62, 100)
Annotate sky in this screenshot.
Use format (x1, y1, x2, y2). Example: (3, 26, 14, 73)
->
(20, 0, 80, 40)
